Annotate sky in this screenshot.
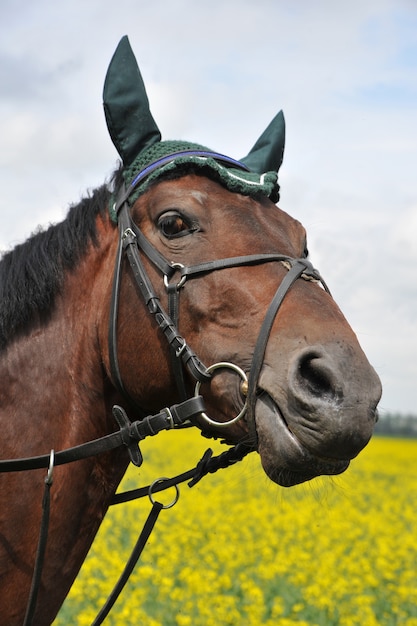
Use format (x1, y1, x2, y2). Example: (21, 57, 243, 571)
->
(0, 0, 416, 415)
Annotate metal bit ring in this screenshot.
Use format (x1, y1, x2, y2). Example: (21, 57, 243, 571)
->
(194, 361, 248, 427)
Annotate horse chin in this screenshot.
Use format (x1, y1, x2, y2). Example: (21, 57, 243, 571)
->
(255, 392, 350, 487)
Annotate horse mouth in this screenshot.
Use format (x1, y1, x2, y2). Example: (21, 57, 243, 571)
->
(255, 391, 350, 487)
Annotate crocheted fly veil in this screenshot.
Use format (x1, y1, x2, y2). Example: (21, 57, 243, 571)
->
(103, 36, 285, 218)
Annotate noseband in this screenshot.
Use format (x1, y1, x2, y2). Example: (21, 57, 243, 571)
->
(109, 165, 330, 446)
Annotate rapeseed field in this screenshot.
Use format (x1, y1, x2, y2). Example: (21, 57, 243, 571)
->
(54, 433, 417, 626)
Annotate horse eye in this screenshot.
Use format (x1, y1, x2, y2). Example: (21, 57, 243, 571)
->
(303, 241, 309, 258)
(157, 212, 195, 239)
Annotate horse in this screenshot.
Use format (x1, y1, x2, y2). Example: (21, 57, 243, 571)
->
(0, 37, 381, 625)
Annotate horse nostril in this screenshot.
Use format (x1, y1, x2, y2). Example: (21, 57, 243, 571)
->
(295, 350, 339, 401)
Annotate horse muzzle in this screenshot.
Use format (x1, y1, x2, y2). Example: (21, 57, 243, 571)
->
(254, 343, 382, 487)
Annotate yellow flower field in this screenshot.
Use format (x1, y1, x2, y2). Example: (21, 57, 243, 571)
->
(54, 433, 417, 626)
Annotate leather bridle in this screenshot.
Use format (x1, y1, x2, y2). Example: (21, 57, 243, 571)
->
(0, 153, 331, 626)
(109, 152, 331, 446)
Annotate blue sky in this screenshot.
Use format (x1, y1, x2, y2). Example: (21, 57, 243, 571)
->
(0, 0, 416, 415)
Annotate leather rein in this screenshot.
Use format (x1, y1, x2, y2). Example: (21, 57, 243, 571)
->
(0, 154, 330, 625)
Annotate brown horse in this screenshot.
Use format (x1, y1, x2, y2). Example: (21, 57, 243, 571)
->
(0, 38, 381, 625)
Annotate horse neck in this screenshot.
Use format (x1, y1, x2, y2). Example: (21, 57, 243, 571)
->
(0, 216, 134, 624)
(0, 217, 121, 456)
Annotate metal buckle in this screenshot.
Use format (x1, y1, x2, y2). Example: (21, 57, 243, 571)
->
(175, 338, 187, 358)
(122, 227, 136, 241)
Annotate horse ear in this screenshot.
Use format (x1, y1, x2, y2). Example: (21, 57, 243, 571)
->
(240, 110, 285, 174)
(103, 36, 161, 166)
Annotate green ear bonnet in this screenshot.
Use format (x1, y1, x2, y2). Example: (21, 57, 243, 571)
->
(103, 37, 285, 221)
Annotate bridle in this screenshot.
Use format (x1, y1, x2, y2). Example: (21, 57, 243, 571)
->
(0, 151, 331, 625)
(108, 150, 331, 443)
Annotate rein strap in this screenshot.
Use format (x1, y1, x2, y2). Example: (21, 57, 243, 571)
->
(0, 396, 205, 473)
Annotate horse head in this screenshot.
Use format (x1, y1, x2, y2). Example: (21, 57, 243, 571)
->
(0, 36, 384, 626)
(102, 37, 382, 487)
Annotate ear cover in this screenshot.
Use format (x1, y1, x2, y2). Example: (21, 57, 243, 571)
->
(103, 36, 161, 166)
(104, 36, 285, 216)
(240, 110, 285, 174)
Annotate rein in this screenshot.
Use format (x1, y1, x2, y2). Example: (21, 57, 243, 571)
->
(0, 397, 205, 473)
(3, 395, 250, 626)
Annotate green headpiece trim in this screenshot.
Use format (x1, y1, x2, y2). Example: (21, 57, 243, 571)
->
(103, 37, 285, 220)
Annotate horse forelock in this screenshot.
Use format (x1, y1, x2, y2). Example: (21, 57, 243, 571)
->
(0, 184, 111, 351)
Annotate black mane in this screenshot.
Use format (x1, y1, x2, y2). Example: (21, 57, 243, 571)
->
(0, 184, 112, 351)
(0, 163, 227, 352)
